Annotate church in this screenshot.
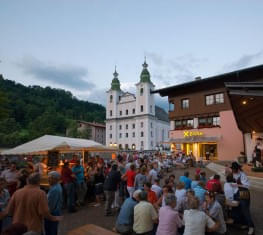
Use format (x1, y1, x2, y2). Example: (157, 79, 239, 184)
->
(105, 60, 170, 151)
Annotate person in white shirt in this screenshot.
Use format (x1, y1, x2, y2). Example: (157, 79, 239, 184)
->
(1, 163, 19, 196)
(175, 182, 186, 212)
(183, 196, 218, 235)
(151, 179, 162, 198)
(148, 163, 158, 185)
(231, 162, 254, 235)
(224, 174, 238, 201)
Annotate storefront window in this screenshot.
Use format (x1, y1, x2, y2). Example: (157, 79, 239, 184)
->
(187, 119, 194, 127)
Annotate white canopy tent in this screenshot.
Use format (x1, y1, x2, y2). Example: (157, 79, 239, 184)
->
(1, 135, 112, 155)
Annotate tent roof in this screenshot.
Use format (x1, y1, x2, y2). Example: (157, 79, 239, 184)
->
(1, 135, 110, 155)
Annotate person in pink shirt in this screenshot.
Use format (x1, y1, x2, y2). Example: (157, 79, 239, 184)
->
(156, 193, 183, 235)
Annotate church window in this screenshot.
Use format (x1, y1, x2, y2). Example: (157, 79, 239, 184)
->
(132, 108, 135, 114)
(110, 125, 112, 130)
(126, 109, 128, 115)
(140, 122, 143, 128)
(110, 134, 112, 139)
(110, 95, 113, 103)
(126, 133, 128, 138)
(126, 124, 128, 129)
(140, 105, 143, 112)
(132, 123, 135, 129)
(110, 110, 112, 116)
(141, 132, 144, 137)
(140, 88, 144, 96)
(120, 111, 122, 116)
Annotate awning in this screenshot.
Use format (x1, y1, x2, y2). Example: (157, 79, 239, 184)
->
(225, 82, 263, 133)
(1, 135, 115, 155)
(165, 136, 221, 144)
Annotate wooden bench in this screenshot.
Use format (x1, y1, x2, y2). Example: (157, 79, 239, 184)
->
(67, 224, 119, 235)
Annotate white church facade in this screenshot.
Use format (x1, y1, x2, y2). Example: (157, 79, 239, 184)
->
(106, 61, 170, 151)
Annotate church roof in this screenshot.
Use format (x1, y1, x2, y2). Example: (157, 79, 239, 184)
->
(111, 67, 121, 91)
(140, 60, 151, 83)
(155, 105, 169, 122)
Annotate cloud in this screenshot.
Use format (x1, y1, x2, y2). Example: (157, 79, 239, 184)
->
(78, 88, 107, 106)
(223, 50, 263, 71)
(17, 56, 95, 91)
(155, 95, 169, 112)
(145, 51, 205, 87)
(145, 52, 163, 65)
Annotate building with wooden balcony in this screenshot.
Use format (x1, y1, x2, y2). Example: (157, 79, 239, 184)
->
(153, 64, 263, 161)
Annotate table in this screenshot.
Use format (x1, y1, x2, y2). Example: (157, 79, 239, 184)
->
(67, 224, 118, 235)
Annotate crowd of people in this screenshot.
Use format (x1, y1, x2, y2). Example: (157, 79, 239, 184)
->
(108, 153, 255, 235)
(0, 151, 256, 235)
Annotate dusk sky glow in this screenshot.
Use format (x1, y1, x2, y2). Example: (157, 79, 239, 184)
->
(1, 0, 263, 109)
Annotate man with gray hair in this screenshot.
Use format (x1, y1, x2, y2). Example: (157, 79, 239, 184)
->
(115, 189, 141, 234)
(156, 193, 183, 235)
(6, 173, 61, 234)
(133, 191, 158, 235)
(44, 171, 63, 235)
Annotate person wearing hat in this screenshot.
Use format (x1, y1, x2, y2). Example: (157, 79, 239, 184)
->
(44, 171, 63, 235)
(231, 162, 254, 235)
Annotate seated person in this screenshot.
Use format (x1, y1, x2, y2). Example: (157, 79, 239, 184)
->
(115, 190, 141, 234)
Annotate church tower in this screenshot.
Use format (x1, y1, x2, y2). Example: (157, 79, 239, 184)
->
(106, 68, 122, 147)
(106, 67, 121, 119)
(136, 59, 155, 116)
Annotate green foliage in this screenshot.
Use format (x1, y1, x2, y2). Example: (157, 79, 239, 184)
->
(0, 76, 105, 147)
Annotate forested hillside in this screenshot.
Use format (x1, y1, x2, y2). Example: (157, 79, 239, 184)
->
(0, 75, 106, 147)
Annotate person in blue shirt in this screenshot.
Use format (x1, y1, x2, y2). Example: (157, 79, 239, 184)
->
(115, 189, 141, 234)
(44, 171, 63, 235)
(191, 174, 200, 190)
(179, 172, 192, 190)
(72, 160, 87, 205)
(193, 182, 207, 206)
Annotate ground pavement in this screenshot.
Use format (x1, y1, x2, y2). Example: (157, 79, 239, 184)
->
(59, 167, 263, 235)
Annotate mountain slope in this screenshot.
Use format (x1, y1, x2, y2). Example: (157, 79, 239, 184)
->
(0, 75, 106, 147)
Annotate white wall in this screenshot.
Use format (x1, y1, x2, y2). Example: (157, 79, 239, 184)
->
(244, 132, 263, 162)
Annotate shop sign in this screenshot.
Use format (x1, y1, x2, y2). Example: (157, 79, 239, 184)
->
(183, 131, 204, 138)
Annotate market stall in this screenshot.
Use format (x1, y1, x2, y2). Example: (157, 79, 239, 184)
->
(0, 135, 117, 188)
